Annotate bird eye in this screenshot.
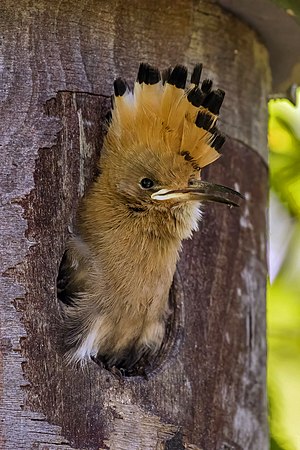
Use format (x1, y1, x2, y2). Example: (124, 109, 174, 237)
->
(140, 178, 154, 189)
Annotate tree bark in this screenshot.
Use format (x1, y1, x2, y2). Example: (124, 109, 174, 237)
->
(0, 1, 270, 449)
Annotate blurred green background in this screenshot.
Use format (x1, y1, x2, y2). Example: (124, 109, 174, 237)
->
(268, 89, 300, 450)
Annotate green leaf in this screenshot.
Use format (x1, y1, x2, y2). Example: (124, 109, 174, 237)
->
(269, 93, 300, 218)
(268, 88, 300, 450)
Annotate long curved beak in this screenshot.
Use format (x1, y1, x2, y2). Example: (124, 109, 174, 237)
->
(151, 180, 244, 207)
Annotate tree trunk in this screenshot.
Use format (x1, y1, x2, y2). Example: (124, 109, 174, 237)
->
(0, 1, 270, 449)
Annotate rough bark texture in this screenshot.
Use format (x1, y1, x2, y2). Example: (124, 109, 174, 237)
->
(0, 1, 270, 449)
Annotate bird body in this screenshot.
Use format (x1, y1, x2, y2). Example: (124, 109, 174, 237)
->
(58, 63, 242, 373)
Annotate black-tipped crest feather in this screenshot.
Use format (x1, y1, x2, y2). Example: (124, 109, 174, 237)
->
(137, 63, 161, 85)
(202, 89, 225, 115)
(187, 87, 204, 107)
(168, 65, 188, 89)
(114, 78, 127, 96)
(211, 133, 226, 150)
(195, 111, 214, 131)
(201, 79, 213, 94)
(191, 63, 203, 85)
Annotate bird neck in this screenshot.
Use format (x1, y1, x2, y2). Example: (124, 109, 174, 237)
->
(74, 184, 201, 308)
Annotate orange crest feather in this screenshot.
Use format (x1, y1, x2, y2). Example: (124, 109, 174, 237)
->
(109, 63, 226, 170)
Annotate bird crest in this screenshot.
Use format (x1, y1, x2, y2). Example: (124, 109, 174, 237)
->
(107, 62, 226, 172)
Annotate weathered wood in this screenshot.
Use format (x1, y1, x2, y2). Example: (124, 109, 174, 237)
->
(0, 1, 270, 449)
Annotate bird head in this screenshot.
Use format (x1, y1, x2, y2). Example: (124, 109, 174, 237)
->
(100, 63, 243, 212)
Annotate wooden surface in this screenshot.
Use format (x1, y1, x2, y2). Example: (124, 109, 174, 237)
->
(0, 1, 270, 449)
(217, 0, 300, 90)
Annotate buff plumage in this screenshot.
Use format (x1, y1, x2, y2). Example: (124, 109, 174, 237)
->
(57, 63, 242, 376)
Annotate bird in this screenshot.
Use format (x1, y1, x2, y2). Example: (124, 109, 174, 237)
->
(57, 62, 243, 376)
